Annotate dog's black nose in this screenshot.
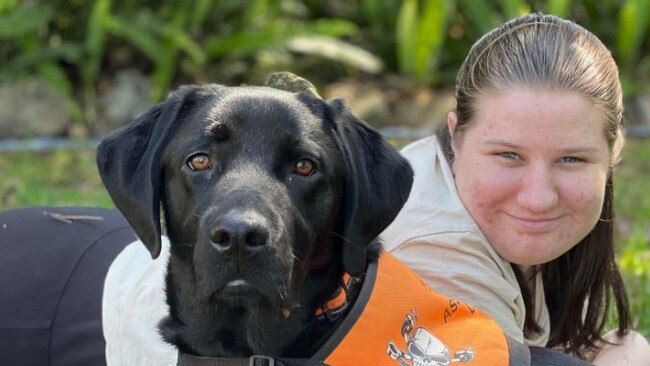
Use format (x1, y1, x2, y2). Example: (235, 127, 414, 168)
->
(209, 212, 270, 252)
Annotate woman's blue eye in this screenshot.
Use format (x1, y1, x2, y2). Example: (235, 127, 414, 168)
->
(561, 156, 585, 163)
(498, 152, 520, 160)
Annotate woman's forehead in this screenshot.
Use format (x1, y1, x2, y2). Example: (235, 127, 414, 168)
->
(467, 88, 610, 149)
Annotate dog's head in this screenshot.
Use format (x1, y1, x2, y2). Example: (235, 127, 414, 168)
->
(97, 84, 412, 312)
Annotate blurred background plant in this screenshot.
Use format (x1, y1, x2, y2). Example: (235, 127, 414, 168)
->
(1, 0, 649, 133)
(1, 0, 649, 337)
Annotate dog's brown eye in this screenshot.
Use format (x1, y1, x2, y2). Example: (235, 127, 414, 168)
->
(187, 154, 212, 171)
(294, 159, 316, 176)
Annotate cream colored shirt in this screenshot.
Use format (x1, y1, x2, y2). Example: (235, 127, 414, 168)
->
(380, 135, 550, 346)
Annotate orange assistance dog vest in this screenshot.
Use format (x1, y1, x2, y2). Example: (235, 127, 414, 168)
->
(312, 252, 512, 366)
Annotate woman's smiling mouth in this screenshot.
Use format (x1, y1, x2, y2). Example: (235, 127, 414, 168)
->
(504, 212, 563, 231)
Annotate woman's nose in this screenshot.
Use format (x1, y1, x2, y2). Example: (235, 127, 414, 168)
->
(516, 165, 559, 213)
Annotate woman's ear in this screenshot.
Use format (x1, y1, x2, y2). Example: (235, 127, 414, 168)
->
(447, 111, 460, 158)
(447, 111, 458, 138)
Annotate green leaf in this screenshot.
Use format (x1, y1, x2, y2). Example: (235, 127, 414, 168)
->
(396, 0, 453, 84)
(498, 0, 530, 19)
(104, 15, 166, 65)
(192, 0, 214, 34)
(617, 0, 650, 71)
(163, 28, 206, 65)
(286, 36, 383, 73)
(362, 0, 383, 24)
(37, 62, 71, 95)
(151, 54, 176, 101)
(244, 0, 272, 27)
(83, 0, 110, 89)
(135, 12, 206, 66)
(547, 0, 573, 18)
(85, 0, 110, 59)
(458, 0, 501, 34)
(414, 0, 451, 84)
(205, 19, 358, 59)
(0, 0, 19, 13)
(0, 5, 53, 39)
(0, 41, 81, 82)
(306, 19, 359, 36)
(396, 0, 418, 76)
(104, 14, 177, 100)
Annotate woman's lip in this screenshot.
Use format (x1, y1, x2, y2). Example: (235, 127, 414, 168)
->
(505, 212, 562, 229)
(516, 216, 558, 222)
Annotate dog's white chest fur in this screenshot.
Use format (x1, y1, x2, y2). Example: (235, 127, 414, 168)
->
(102, 237, 177, 365)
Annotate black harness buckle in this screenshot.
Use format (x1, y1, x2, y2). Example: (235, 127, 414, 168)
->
(249, 355, 275, 366)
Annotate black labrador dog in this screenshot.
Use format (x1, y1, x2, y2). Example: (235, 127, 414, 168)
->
(97, 83, 413, 360)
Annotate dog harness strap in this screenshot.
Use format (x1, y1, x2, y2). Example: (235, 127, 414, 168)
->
(177, 352, 329, 366)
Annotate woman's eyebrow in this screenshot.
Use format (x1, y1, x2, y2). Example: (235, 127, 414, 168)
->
(482, 140, 520, 149)
(558, 147, 601, 154)
(483, 140, 601, 153)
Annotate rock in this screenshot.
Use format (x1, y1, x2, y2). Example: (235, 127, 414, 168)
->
(324, 80, 391, 127)
(97, 69, 152, 134)
(394, 88, 455, 129)
(324, 79, 455, 130)
(0, 78, 71, 139)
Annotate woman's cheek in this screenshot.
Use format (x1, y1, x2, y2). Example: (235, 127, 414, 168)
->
(567, 171, 607, 223)
(462, 165, 518, 222)
(477, 165, 519, 197)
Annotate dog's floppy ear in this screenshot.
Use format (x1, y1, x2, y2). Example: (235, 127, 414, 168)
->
(96, 86, 201, 258)
(328, 99, 414, 277)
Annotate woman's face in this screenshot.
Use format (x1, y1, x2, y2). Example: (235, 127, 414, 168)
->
(450, 88, 611, 266)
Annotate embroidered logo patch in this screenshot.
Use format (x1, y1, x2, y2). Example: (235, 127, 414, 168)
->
(387, 309, 475, 366)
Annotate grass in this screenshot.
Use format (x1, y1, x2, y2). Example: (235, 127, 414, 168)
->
(0, 149, 113, 209)
(1, 139, 650, 337)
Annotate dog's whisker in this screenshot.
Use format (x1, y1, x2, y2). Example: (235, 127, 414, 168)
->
(276, 285, 286, 302)
(328, 230, 354, 245)
(291, 253, 306, 268)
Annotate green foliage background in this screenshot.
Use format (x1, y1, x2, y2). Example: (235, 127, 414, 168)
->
(1, 0, 650, 132)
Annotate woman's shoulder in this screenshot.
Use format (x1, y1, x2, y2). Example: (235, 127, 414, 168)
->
(380, 135, 483, 250)
(399, 135, 442, 164)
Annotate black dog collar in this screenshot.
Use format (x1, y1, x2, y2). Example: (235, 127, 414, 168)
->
(315, 272, 361, 322)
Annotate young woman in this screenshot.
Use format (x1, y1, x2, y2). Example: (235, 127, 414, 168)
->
(381, 13, 650, 364)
